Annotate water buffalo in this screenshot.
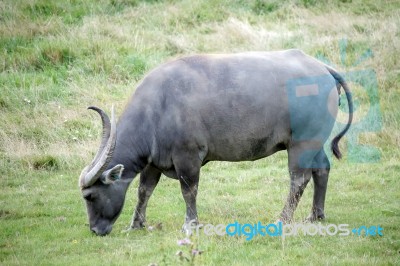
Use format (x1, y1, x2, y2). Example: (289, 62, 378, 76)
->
(79, 49, 353, 236)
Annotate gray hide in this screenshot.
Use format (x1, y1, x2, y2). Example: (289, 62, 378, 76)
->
(79, 49, 353, 236)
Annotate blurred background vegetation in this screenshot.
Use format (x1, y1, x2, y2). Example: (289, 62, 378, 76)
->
(0, 0, 399, 265)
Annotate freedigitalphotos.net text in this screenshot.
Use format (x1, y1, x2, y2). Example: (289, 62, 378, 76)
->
(186, 220, 383, 241)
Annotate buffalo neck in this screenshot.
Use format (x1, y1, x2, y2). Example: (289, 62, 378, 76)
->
(107, 108, 152, 178)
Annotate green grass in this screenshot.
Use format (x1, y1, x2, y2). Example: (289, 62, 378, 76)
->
(1, 0, 399, 265)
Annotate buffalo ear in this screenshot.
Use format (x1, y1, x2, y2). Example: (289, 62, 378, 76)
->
(100, 164, 124, 184)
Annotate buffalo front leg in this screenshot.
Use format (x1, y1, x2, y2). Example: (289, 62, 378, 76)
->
(175, 156, 201, 235)
(130, 165, 161, 229)
(307, 149, 330, 221)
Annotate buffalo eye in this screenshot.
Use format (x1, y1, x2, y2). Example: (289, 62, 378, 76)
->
(83, 192, 95, 202)
(84, 194, 93, 201)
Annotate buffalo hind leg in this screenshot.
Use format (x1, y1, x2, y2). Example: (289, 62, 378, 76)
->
(280, 144, 316, 222)
(307, 149, 330, 222)
(130, 165, 161, 229)
(280, 168, 312, 222)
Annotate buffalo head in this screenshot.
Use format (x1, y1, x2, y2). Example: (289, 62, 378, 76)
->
(79, 106, 127, 236)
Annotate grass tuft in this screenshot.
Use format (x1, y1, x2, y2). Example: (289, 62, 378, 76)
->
(26, 155, 60, 170)
(252, 0, 281, 14)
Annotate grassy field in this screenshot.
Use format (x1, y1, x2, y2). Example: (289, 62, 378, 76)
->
(1, 0, 399, 265)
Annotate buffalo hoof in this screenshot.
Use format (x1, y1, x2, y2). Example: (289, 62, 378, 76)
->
(275, 219, 287, 224)
(132, 220, 146, 229)
(278, 214, 292, 224)
(181, 219, 200, 236)
(122, 226, 144, 234)
(122, 221, 146, 233)
(305, 213, 325, 223)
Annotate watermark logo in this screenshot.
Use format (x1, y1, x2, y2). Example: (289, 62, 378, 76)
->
(286, 39, 382, 165)
(186, 220, 384, 241)
(320, 39, 382, 163)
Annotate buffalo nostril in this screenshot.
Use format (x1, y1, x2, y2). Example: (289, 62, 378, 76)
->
(91, 226, 111, 236)
(91, 227, 100, 235)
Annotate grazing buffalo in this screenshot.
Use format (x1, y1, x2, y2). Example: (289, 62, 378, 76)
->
(79, 49, 353, 236)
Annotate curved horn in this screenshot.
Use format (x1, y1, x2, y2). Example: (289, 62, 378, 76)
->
(87, 106, 111, 167)
(79, 106, 117, 188)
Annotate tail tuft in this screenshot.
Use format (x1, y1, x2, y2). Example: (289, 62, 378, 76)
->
(331, 135, 342, 160)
